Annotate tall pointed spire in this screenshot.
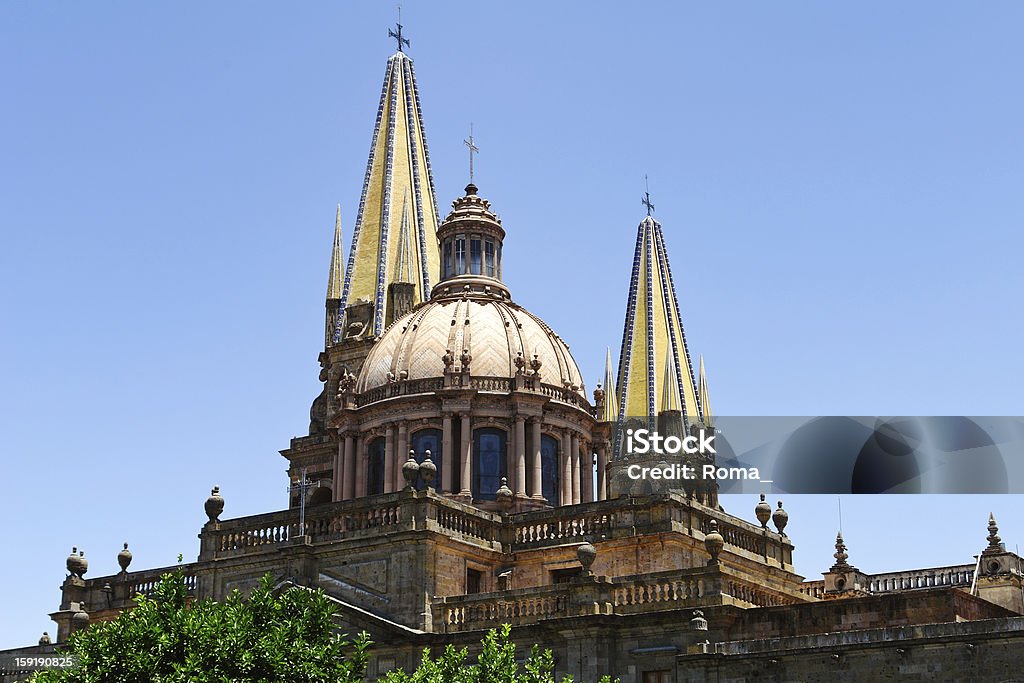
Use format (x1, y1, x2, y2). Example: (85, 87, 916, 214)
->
(601, 347, 618, 422)
(327, 204, 344, 300)
(325, 204, 344, 348)
(333, 37, 441, 345)
(614, 214, 702, 429)
(698, 354, 712, 425)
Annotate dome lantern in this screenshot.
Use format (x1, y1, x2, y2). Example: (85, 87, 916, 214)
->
(437, 184, 507, 293)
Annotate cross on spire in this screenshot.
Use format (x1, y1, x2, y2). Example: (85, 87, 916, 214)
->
(389, 7, 410, 52)
(464, 123, 480, 182)
(642, 175, 655, 216)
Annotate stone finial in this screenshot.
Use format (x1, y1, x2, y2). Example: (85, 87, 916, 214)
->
(117, 542, 133, 572)
(76, 550, 88, 578)
(38, 632, 51, 646)
(496, 477, 514, 512)
(442, 349, 454, 372)
(704, 519, 724, 565)
(772, 500, 789, 537)
(529, 353, 542, 375)
(336, 371, 356, 398)
(402, 451, 421, 489)
(755, 494, 771, 528)
(72, 605, 89, 629)
(205, 486, 225, 523)
(689, 609, 708, 631)
(514, 351, 526, 373)
(419, 450, 437, 489)
(66, 547, 85, 578)
(460, 347, 472, 373)
(987, 512, 1004, 551)
(593, 382, 605, 407)
(577, 541, 597, 576)
(831, 532, 851, 570)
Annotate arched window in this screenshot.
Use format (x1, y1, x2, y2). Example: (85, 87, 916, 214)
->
(541, 434, 560, 504)
(308, 487, 332, 507)
(411, 428, 443, 491)
(367, 437, 385, 495)
(473, 428, 507, 501)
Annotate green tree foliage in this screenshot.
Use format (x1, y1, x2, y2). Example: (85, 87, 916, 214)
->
(33, 572, 369, 683)
(381, 624, 614, 683)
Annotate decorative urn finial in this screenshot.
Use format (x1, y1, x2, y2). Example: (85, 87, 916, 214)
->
(66, 547, 85, 578)
(496, 477, 514, 511)
(402, 450, 421, 489)
(72, 606, 90, 629)
(987, 512, 1004, 551)
(419, 450, 437, 489)
(772, 500, 789, 536)
(39, 632, 51, 646)
(577, 541, 597, 576)
(704, 519, 725, 565)
(755, 494, 772, 528)
(832, 532, 851, 570)
(205, 486, 224, 523)
(117, 542, 133, 572)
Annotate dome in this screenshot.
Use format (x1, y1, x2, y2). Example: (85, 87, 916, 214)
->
(355, 289, 586, 396)
(355, 183, 587, 401)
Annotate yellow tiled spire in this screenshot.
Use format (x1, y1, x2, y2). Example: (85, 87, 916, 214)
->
(327, 204, 344, 300)
(332, 47, 441, 343)
(601, 347, 618, 422)
(698, 354, 713, 425)
(615, 215, 702, 425)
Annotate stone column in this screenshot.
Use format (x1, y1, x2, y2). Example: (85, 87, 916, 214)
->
(561, 432, 572, 506)
(596, 442, 607, 501)
(571, 433, 581, 504)
(397, 421, 409, 491)
(460, 413, 472, 497)
(355, 437, 367, 498)
(514, 416, 527, 497)
(343, 433, 356, 500)
(582, 442, 593, 503)
(442, 413, 453, 493)
(332, 439, 345, 502)
(384, 426, 396, 494)
(530, 418, 544, 500)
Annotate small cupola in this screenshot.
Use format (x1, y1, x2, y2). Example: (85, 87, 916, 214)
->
(437, 184, 507, 289)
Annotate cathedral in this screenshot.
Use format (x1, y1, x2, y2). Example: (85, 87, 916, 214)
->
(7, 28, 1024, 683)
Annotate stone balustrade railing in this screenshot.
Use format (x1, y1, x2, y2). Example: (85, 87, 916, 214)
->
(867, 565, 976, 593)
(351, 375, 591, 413)
(71, 563, 199, 612)
(202, 492, 414, 559)
(435, 564, 802, 633)
(612, 567, 709, 613)
(799, 580, 825, 598)
(199, 491, 791, 564)
(435, 583, 574, 632)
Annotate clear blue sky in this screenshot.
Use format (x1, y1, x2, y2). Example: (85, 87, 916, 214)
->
(1, 2, 1022, 648)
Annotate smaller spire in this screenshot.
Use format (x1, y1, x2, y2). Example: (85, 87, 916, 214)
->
(661, 353, 680, 413)
(601, 347, 618, 422)
(388, 7, 410, 52)
(698, 355, 712, 424)
(327, 204, 344, 300)
(395, 190, 414, 283)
